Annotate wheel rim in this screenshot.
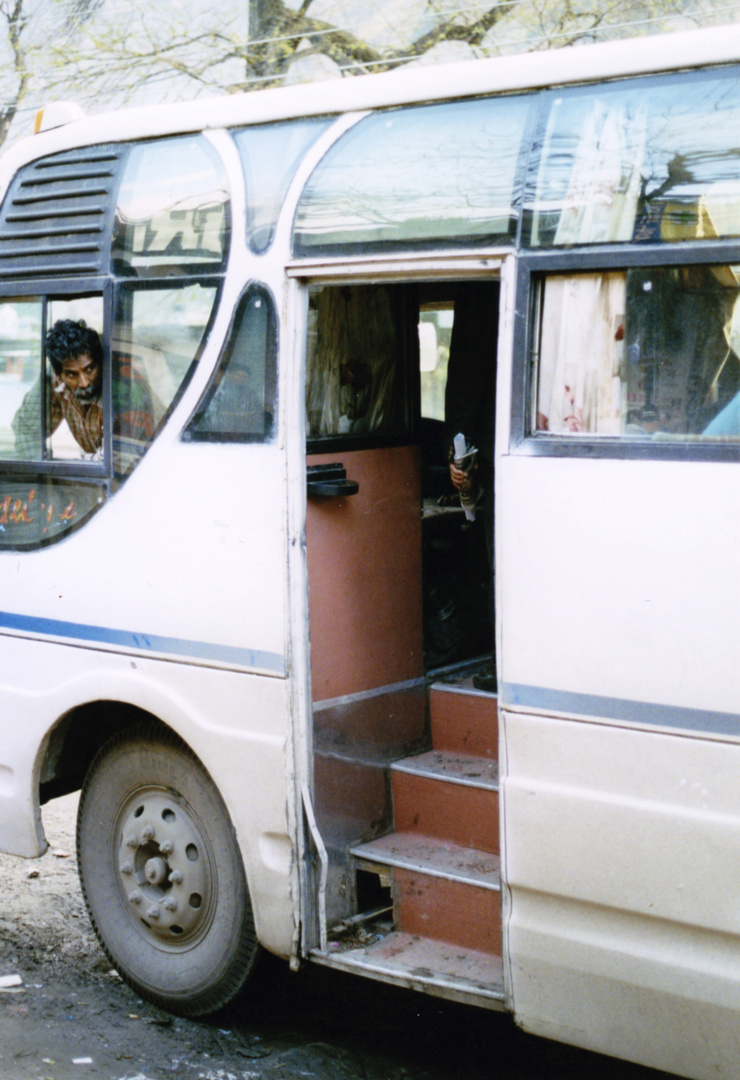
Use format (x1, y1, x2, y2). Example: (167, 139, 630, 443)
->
(115, 787, 215, 949)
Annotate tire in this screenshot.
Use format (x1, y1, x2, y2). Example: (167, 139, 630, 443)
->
(77, 723, 259, 1017)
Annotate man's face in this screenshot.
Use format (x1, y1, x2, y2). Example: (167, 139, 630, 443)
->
(60, 352, 101, 403)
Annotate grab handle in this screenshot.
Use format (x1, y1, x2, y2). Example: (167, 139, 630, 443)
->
(307, 462, 359, 497)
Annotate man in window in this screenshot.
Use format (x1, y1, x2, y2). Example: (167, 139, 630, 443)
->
(12, 319, 154, 472)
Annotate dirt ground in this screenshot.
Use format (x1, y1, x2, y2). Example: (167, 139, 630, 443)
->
(0, 794, 678, 1080)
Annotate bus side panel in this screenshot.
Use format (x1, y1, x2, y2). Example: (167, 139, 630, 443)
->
(503, 712, 740, 1079)
(0, 636, 297, 958)
(0, 431, 298, 958)
(498, 455, 740, 1078)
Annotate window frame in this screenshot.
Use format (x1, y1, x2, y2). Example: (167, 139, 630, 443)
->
(512, 239, 740, 462)
(116, 272, 222, 449)
(0, 275, 113, 479)
(182, 281, 279, 445)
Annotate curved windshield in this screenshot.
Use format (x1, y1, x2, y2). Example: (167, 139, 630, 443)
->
(112, 136, 230, 275)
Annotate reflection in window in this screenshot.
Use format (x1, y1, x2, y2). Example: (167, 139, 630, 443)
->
(185, 286, 277, 442)
(233, 118, 331, 253)
(524, 68, 740, 247)
(306, 285, 414, 440)
(115, 283, 217, 436)
(535, 266, 740, 440)
(112, 136, 229, 275)
(294, 96, 533, 255)
(0, 300, 43, 460)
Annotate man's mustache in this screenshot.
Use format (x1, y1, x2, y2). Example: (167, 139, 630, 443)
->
(74, 383, 101, 403)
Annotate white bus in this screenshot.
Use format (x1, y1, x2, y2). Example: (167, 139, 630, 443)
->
(0, 25, 738, 1078)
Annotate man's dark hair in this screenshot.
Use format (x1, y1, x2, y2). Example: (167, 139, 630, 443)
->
(46, 319, 103, 375)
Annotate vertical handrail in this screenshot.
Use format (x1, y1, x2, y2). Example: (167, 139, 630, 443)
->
(301, 782, 328, 953)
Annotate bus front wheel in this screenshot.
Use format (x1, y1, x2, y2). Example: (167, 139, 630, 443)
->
(77, 723, 259, 1017)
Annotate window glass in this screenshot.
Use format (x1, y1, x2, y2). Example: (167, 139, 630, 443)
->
(535, 265, 740, 440)
(524, 67, 740, 247)
(185, 285, 277, 442)
(0, 476, 106, 548)
(1, 296, 109, 548)
(0, 299, 43, 460)
(306, 284, 414, 440)
(112, 136, 229, 275)
(293, 96, 533, 255)
(113, 282, 216, 451)
(419, 304, 453, 422)
(233, 118, 331, 254)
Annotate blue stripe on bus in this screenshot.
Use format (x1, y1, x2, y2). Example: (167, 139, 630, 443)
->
(0, 609, 286, 675)
(502, 683, 740, 737)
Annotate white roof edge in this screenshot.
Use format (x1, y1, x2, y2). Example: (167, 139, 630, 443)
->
(3, 23, 740, 172)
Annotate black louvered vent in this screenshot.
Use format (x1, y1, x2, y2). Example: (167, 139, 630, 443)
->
(0, 145, 126, 279)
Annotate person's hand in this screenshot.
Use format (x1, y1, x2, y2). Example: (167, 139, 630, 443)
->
(449, 462, 467, 491)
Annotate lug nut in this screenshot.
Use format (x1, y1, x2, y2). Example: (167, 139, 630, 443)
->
(164, 898, 178, 912)
(146, 905, 160, 920)
(120, 861, 133, 875)
(125, 834, 139, 849)
(141, 824, 155, 842)
(128, 890, 143, 905)
(169, 870, 183, 885)
(160, 840, 173, 855)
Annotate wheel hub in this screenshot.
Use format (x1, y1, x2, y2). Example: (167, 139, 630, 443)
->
(117, 790, 211, 944)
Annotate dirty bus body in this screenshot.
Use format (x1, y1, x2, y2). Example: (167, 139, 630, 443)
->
(0, 24, 738, 1077)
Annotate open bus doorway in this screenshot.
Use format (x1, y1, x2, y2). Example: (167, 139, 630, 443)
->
(304, 276, 499, 931)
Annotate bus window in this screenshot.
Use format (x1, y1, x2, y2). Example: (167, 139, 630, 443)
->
(115, 283, 217, 433)
(419, 303, 453, 423)
(306, 284, 415, 441)
(111, 136, 229, 276)
(0, 299, 43, 460)
(535, 265, 740, 439)
(46, 297, 104, 461)
(293, 95, 533, 256)
(185, 285, 277, 442)
(232, 119, 331, 254)
(524, 67, 740, 247)
(0, 296, 109, 548)
(6, 296, 104, 463)
(0, 278, 213, 546)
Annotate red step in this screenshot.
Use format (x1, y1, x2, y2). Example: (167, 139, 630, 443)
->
(430, 685, 498, 759)
(391, 750, 499, 855)
(352, 833, 501, 955)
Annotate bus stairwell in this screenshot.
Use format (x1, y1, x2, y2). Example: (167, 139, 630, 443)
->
(303, 280, 504, 1008)
(316, 679, 505, 1010)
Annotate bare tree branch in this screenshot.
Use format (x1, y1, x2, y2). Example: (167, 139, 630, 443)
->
(1, 0, 737, 151)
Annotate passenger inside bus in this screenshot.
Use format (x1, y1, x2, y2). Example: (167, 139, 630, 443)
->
(442, 282, 498, 691)
(12, 318, 155, 471)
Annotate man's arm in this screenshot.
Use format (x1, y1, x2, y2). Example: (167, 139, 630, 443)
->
(12, 376, 61, 458)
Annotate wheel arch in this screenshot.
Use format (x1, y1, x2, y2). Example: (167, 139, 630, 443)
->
(39, 699, 164, 805)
